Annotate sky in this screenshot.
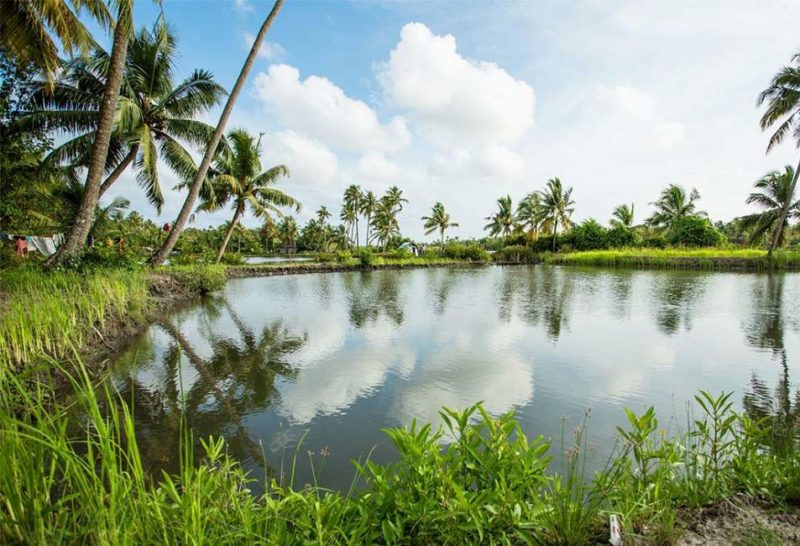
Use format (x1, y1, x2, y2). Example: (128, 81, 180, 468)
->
(100, 0, 800, 241)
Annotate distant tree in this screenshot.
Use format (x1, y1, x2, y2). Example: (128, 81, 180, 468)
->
(757, 51, 800, 255)
(316, 206, 331, 226)
(484, 195, 515, 238)
(646, 184, 705, 228)
(343, 184, 362, 247)
(278, 216, 299, 255)
(196, 129, 297, 263)
(515, 192, 544, 242)
(538, 178, 575, 251)
(610, 203, 635, 228)
(360, 190, 378, 247)
(422, 202, 458, 250)
(742, 165, 799, 247)
(371, 199, 400, 250)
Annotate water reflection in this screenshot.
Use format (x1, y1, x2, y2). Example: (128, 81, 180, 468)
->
(744, 358, 799, 457)
(110, 266, 800, 491)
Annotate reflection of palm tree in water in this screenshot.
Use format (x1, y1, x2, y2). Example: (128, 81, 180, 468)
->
(742, 274, 799, 456)
(651, 273, 706, 335)
(343, 271, 404, 328)
(116, 298, 305, 476)
(513, 267, 574, 340)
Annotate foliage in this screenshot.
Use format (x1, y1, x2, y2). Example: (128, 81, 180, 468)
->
(441, 242, 491, 262)
(484, 195, 516, 237)
(647, 184, 705, 228)
(563, 218, 609, 251)
(0, 372, 797, 545)
(741, 165, 800, 247)
(547, 248, 800, 270)
(355, 247, 375, 266)
(162, 264, 226, 295)
(667, 216, 725, 247)
(493, 244, 537, 263)
(606, 225, 640, 248)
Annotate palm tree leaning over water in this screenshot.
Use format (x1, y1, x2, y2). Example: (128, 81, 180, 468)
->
(22, 17, 225, 212)
(758, 51, 800, 256)
(195, 129, 298, 263)
(422, 202, 458, 252)
(646, 184, 704, 229)
(538, 178, 575, 251)
(484, 195, 515, 238)
(150, 0, 285, 267)
(742, 165, 799, 247)
(610, 203, 635, 228)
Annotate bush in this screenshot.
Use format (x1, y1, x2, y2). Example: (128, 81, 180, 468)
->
(668, 216, 725, 247)
(165, 265, 226, 295)
(493, 245, 537, 263)
(442, 242, 490, 262)
(643, 235, 668, 249)
(531, 235, 565, 253)
(355, 248, 375, 266)
(563, 219, 609, 251)
(62, 245, 143, 271)
(607, 226, 640, 248)
(219, 252, 245, 266)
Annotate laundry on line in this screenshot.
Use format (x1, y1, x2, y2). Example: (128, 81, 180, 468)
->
(2, 233, 65, 257)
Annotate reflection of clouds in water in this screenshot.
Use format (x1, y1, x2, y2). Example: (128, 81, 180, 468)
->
(395, 350, 534, 426)
(277, 344, 415, 423)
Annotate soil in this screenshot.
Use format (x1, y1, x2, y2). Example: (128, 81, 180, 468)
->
(678, 495, 800, 546)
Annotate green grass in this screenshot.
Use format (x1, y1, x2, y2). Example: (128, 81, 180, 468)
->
(0, 360, 797, 545)
(0, 265, 225, 376)
(545, 248, 800, 270)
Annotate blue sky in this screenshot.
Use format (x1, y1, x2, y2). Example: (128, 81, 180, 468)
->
(103, 0, 800, 240)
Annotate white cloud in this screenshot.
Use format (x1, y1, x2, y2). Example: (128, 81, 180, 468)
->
(652, 122, 685, 149)
(263, 130, 338, 187)
(355, 152, 400, 182)
(595, 84, 654, 120)
(232, 0, 253, 13)
(253, 64, 411, 153)
(378, 22, 535, 147)
(243, 32, 286, 61)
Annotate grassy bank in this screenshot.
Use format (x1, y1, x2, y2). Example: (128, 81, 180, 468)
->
(226, 256, 487, 278)
(0, 265, 225, 376)
(544, 248, 800, 270)
(0, 363, 797, 544)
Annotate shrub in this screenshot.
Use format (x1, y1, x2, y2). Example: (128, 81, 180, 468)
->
(606, 226, 640, 248)
(355, 248, 375, 266)
(564, 219, 609, 251)
(643, 235, 668, 249)
(67, 245, 143, 271)
(442, 242, 490, 262)
(219, 252, 245, 266)
(493, 245, 537, 263)
(165, 265, 226, 295)
(668, 216, 725, 247)
(531, 235, 566, 253)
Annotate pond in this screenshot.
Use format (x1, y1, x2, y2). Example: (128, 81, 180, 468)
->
(110, 265, 800, 492)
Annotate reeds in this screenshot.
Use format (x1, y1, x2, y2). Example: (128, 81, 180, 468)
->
(546, 248, 800, 270)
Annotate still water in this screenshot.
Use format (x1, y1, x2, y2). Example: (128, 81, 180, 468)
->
(110, 265, 800, 491)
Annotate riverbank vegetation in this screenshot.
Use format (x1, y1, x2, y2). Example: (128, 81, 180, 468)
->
(543, 248, 800, 270)
(1, 365, 798, 544)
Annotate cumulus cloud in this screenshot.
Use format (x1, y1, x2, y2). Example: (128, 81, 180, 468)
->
(595, 84, 654, 120)
(378, 22, 535, 147)
(262, 130, 338, 186)
(428, 145, 525, 180)
(652, 122, 685, 149)
(253, 64, 411, 153)
(355, 152, 401, 182)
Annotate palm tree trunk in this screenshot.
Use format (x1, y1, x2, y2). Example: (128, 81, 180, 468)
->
(98, 143, 139, 197)
(768, 155, 800, 257)
(440, 229, 445, 255)
(355, 217, 359, 249)
(552, 219, 559, 252)
(216, 202, 244, 263)
(365, 215, 370, 248)
(47, 6, 131, 266)
(149, 0, 284, 267)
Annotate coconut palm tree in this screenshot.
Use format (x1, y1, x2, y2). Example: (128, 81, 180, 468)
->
(360, 190, 377, 248)
(150, 0, 285, 267)
(278, 216, 299, 255)
(316, 206, 331, 226)
(0, 0, 111, 79)
(340, 200, 358, 248)
(646, 184, 705, 228)
(48, 0, 133, 266)
(741, 165, 799, 247)
(758, 52, 800, 255)
(538, 178, 576, 251)
(515, 192, 544, 242)
(22, 16, 225, 212)
(370, 199, 400, 250)
(610, 203, 635, 228)
(196, 129, 298, 263)
(422, 202, 458, 250)
(384, 185, 407, 214)
(343, 184, 362, 247)
(484, 195, 515, 238)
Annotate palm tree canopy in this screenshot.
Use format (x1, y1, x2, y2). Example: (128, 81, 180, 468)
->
(610, 203, 635, 228)
(646, 184, 705, 227)
(515, 192, 545, 236)
(17, 16, 226, 211)
(199, 128, 298, 219)
(757, 51, 800, 152)
(0, 0, 113, 78)
(422, 202, 458, 237)
(537, 177, 576, 234)
(484, 195, 515, 237)
(741, 165, 800, 246)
